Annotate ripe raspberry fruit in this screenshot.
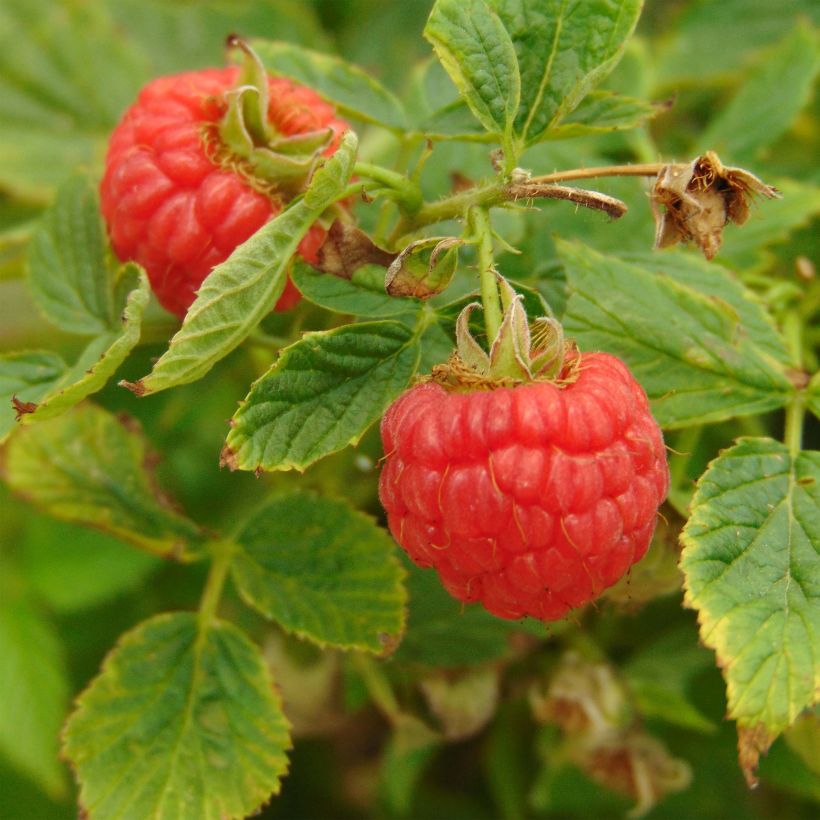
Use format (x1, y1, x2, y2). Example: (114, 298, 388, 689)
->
(100, 64, 349, 317)
(379, 352, 669, 621)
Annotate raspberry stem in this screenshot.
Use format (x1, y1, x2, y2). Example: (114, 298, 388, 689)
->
(353, 162, 423, 214)
(469, 206, 502, 343)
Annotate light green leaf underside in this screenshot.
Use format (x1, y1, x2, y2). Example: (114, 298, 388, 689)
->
(0, 558, 69, 798)
(557, 240, 793, 428)
(424, 0, 521, 141)
(491, 0, 644, 145)
(224, 320, 420, 473)
(27, 175, 121, 335)
(251, 39, 407, 130)
(21, 267, 149, 425)
(63, 613, 291, 820)
(681, 438, 820, 736)
(3, 403, 202, 557)
(292, 263, 420, 318)
(232, 491, 406, 653)
(132, 132, 358, 396)
(0, 351, 66, 443)
(697, 24, 819, 163)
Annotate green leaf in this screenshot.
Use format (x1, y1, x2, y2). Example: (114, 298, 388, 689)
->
(3, 403, 203, 558)
(697, 25, 819, 163)
(0, 0, 147, 201)
(0, 557, 69, 798)
(231, 491, 406, 653)
(620, 249, 794, 368)
(557, 240, 794, 428)
(490, 0, 643, 145)
(292, 263, 421, 318)
(718, 178, 820, 271)
(623, 627, 717, 734)
(424, 0, 521, 145)
(0, 351, 66, 443)
(63, 613, 291, 820)
(28, 175, 123, 335)
(655, 0, 820, 88)
(20, 514, 161, 613)
(129, 132, 358, 397)
(393, 558, 549, 667)
(808, 372, 820, 420)
(20, 267, 149, 424)
(681, 438, 820, 773)
(223, 320, 420, 473)
(548, 90, 663, 138)
(251, 39, 407, 130)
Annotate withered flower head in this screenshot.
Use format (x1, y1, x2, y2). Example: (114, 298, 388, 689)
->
(651, 151, 780, 260)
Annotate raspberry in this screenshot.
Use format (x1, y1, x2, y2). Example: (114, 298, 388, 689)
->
(379, 353, 669, 621)
(100, 67, 349, 317)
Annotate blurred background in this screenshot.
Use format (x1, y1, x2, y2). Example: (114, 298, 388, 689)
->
(1, 1, 818, 818)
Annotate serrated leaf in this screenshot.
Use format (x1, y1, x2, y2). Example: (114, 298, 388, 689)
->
(557, 240, 794, 427)
(490, 0, 643, 145)
(19, 267, 149, 425)
(223, 320, 420, 473)
(620, 249, 793, 367)
(3, 403, 203, 557)
(63, 613, 291, 820)
(0, 351, 66, 443)
(548, 90, 663, 139)
(27, 175, 123, 335)
(0, 557, 69, 798)
(680, 438, 820, 780)
(0, 0, 146, 200)
(292, 263, 420, 318)
(129, 132, 358, 396)
(697, 25, 819, 163)
(232, 491, 406, 653)
(424, 0, 521, 144)
(251, 39, 407, 130)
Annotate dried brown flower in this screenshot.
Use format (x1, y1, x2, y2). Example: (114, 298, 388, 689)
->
(651, 151, 780, 260)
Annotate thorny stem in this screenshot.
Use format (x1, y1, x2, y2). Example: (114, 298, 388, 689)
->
(389, 177, 628, 243)
(197, 539, 236, 634)
(469, 206, 502, 343)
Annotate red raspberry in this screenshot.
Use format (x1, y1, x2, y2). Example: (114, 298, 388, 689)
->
(100, 67, 349, 317)
(379, 353, 669, 621)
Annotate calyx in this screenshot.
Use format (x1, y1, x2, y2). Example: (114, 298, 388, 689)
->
(213, 37, 333, 197)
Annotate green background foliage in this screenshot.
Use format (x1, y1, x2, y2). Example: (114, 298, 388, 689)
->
(0, 1, 818, 819)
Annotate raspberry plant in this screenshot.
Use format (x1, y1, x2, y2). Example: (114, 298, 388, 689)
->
(1, 1, 818, 818)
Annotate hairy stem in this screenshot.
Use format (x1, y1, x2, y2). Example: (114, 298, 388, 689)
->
(469, 207, 502, 343)
(529, 163, 665, 184)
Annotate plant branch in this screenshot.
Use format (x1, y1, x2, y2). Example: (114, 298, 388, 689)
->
(529, 163, 665, 184)
(353, 161, 423, 213)
(390, 178, 628, 243)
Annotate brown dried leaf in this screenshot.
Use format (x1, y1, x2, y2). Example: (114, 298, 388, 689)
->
(315, 220, 396, 279)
